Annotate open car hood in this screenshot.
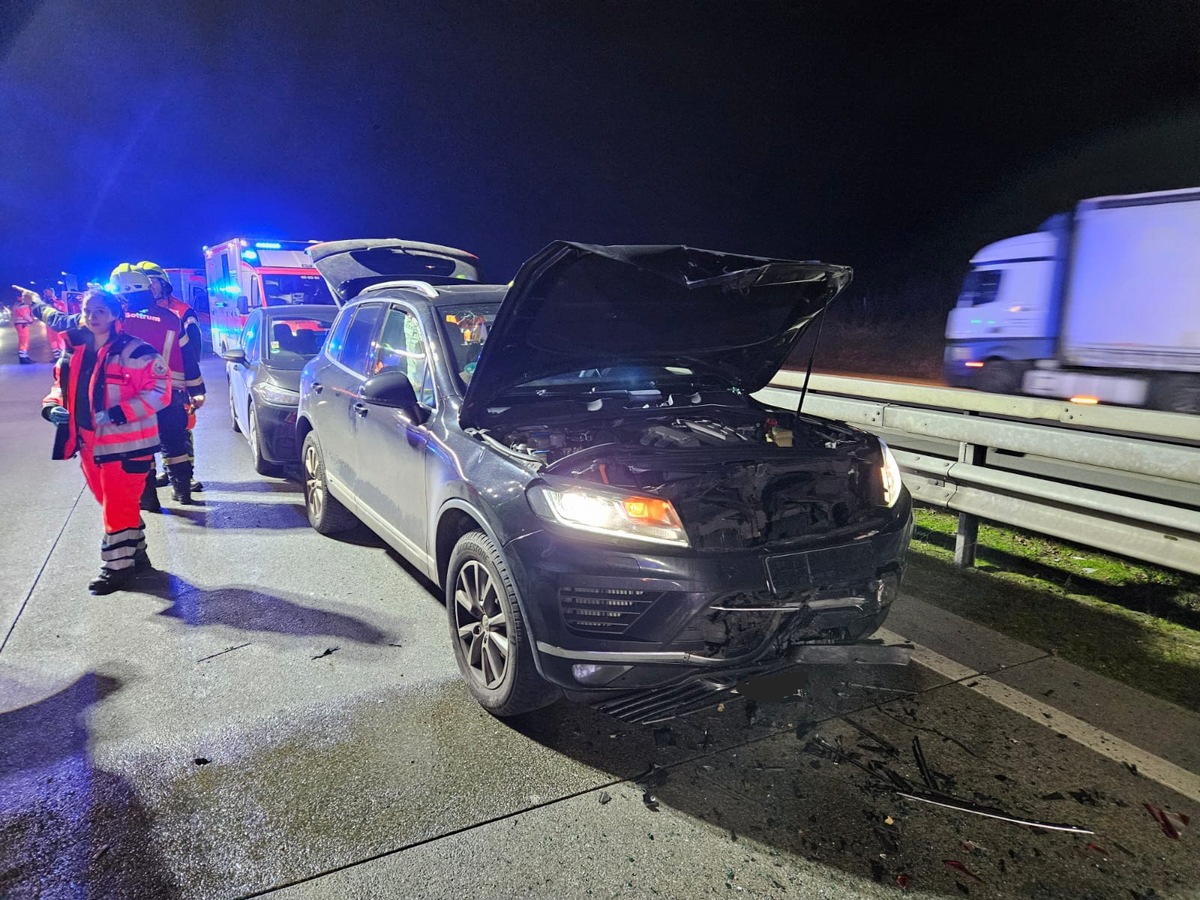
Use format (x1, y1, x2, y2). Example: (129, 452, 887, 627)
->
(460, 242, 851, 428)
(308, 239, 483, 304)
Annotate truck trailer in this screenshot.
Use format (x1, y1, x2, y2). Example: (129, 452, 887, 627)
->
(944, 187, 1200, 413)
(204, 238, 335, 354)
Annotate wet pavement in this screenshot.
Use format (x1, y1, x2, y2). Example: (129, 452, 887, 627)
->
(1, 343, 1197, 898)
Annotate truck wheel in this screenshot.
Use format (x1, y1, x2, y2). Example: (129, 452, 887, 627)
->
(1150, 375, 1200, 414)
(446, 531, 560, 717)
(977, 359, 1024, 395)
(301, 432, 357, 534)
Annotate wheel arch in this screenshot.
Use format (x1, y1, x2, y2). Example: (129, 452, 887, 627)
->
(436, 499, 551, 681)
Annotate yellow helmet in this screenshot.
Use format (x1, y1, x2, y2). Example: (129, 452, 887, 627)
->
(109, 263, 154, 311)
(110, 263, 152, 293)
(135, 260, 173, 296)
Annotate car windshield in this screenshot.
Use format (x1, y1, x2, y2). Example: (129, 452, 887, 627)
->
(438, 302, 501, 393)
(265, 314, 336, 369)
(262, 273, 335, 306)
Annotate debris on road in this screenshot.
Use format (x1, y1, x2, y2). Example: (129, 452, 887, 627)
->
(898, 789, 1094, 834)
(311, 647, 339, 660)
(1144, 802, 1190, 839)
(943, 860, 984, 883)
(634, 763, 669, 812)
(598, 791, 611, 805)
(196, 642, 251, 663)
(193, 757, 210, 766)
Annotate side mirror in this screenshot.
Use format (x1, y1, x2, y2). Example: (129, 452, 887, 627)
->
(236, 296, 249, 316)
(361, 370, 426, 424)
(222, 348, 247, 364)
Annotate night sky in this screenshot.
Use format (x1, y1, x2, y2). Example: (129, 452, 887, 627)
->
(2, 0, 1199, 316)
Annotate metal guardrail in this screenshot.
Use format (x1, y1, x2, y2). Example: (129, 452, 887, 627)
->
(755, 372, 1200, 576)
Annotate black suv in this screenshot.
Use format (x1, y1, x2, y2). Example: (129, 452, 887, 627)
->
(297, 240, 912, 720)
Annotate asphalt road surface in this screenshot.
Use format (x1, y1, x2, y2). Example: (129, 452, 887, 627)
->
(2, 326, 1198, 899)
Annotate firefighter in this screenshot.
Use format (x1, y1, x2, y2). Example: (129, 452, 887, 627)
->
(135, 261, 204, 493)
(109, 264, 206, 507)
(42, 288, 68, 359)
(12, 287, 34, 363)
(40, 289, 170, 594)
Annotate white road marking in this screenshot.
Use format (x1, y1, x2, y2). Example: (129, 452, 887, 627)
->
(876, 628, 1200, 806)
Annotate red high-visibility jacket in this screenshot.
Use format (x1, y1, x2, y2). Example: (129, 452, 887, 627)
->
(42, 324, 170, 462)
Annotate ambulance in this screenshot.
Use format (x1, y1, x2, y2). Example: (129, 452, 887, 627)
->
(163, 268, 212, 354)
(204, 238, 335, 353)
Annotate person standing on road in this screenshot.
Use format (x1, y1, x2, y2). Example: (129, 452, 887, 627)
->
(42, 288, 68, 359)
(12, 288, 35, 363)
(136, 261, 205, 494)
(108, 264, 207, 508)
(41, 289, 170, 594)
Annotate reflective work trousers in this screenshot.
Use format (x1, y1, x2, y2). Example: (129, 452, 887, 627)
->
(78, 430, 151, 572)
(158, 393, 190, 464)
(15, 323, 30, 355)
(46, 322, 65, 355)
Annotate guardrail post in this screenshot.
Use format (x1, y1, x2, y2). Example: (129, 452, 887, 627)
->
(954, 441, 987, 568)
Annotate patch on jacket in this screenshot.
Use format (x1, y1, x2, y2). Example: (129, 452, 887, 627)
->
(152, 358, 168, 376)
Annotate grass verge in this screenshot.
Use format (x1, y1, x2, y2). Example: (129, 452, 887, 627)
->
(905, 505, 1200, 714)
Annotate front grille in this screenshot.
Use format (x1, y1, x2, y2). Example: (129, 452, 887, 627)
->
(560, 587, 661, 635)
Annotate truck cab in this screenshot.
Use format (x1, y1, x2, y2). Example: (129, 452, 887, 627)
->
(943, 222, 1065, 394)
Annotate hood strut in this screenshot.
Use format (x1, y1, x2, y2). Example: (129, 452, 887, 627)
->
(796, 307, 828, 413)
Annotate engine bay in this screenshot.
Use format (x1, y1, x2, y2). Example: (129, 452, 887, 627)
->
(476, 401, 885, 549)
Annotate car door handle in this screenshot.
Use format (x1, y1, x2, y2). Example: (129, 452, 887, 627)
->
(353, 402, 369, 418)
(312, 381, 323, 394)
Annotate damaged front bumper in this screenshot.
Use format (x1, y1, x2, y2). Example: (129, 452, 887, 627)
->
(506, 493, 913, 702)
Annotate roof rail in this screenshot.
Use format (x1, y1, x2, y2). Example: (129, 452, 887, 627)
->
(359, 280, 439, 298)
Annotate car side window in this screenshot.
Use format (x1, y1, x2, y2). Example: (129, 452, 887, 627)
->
(339, 303, 385, 376)
(324, 308, 353, 360)
(372, 306, 435, 407)
(243, 313, 261, 364)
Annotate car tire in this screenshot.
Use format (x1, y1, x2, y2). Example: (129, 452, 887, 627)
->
(228, 379, 242, 433)
(447, 531, 560, 717)
(248, 402, 281, 476)
(301, 431, 357, 534)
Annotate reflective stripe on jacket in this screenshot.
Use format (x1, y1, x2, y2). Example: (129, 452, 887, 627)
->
(43, 326, 170, 463)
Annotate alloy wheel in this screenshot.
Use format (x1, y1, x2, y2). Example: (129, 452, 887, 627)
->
(453, 560, 511, 690)
(304, 440, 324, 523)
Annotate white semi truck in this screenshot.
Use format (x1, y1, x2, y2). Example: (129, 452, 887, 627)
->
(944, 187, 1200, 413)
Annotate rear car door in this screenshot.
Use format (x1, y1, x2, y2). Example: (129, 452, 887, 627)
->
(307, 302, 384, 495)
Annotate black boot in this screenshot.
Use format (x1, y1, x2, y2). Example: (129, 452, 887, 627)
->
(133, 549, 152, 572)
(155, 470, 170, 487)
(89, 567, 133, 595)
(168, 460, 198, 504)
(140, 471, 162, 512)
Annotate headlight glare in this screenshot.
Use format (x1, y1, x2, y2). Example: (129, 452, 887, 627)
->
(880, 440, 903, 508)
(528, 480, 689, 547)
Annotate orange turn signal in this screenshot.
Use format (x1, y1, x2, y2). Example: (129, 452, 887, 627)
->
(623, 496, 681, 527)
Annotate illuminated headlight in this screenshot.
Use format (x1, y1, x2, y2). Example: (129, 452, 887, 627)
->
(527, 479, 689, 547)
(880, 440, 903, 508)
(254, 382, 301, 406)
